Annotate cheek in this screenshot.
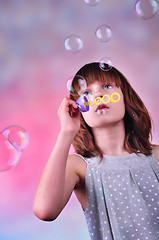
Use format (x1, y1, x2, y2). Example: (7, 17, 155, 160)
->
(117, 98, 125, 117)
(112, 92, 125, 112)
(81, 111, 94, 127)
(120, 105, 126, 118)
(81, 112, 90, 121)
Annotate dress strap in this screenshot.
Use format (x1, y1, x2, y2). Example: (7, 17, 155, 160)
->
(151, 149, 155, 158)
(74, 153, 90, 164)
(150, 149, 159, 180)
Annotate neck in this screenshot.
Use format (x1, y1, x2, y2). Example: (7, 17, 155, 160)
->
(92, 120, 129, 156)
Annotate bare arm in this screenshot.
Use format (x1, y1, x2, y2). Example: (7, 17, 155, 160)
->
(33, 97, 80, 221)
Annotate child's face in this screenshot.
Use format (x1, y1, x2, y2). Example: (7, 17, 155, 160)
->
(79, 81, 125, 128)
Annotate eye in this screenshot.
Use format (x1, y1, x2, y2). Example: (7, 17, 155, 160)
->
(104, 84, 112, 89)
(83, 91, 91, 95)
(83, 91, 94, 101)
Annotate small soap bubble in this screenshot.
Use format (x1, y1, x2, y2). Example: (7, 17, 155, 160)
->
(99, 57, 113, 71)
(83, 0, 101, 7)
(2, 125, 29, 152)
(135, 0, 158, 19)
(0, 132, 21, 172)
(95, 25, 112, 42)
(64, 35, 83, 53)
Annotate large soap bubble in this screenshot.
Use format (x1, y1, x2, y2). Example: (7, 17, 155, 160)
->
(0, 125, 29, 172)
(66, 75, 87, 95)
(66, 77, 75, 93)
(2, 125, 29, 152)
(135, 0, 158, 19)
(0, 133, 21, 172)
(64, 35, 83, 53)
(95, 25, 112, 42)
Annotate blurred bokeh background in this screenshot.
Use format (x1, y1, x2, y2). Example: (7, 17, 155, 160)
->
(0, 0, 159, 239)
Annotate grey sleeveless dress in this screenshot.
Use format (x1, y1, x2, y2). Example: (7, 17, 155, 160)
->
(76, 152, 159, 240)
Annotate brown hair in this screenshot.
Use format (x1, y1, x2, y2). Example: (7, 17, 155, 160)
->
(70, 62, 152, 159)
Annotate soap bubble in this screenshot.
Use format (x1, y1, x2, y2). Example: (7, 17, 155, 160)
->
(67, 75, 87, 95)
(0, 132, 21, 172)
(66, 77, 74, 93)
(95, 25, 112, 42)
(76, 75, 87, 95)
(99, 57, 113, 71)
(83, 0, 101, 7)
(135, 0, 158, 20)
(64, 35, 83, 53)
(2, 125, 29, 152)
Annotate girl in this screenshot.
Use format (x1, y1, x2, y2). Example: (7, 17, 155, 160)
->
(33, 62, 159, 240)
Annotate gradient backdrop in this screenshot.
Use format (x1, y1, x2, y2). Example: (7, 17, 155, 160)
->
(0, 0, 159, 239)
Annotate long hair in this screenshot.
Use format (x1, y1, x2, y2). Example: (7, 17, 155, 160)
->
(69, 62, 152, 159)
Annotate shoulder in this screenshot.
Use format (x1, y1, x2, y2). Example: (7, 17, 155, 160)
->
(67, 154, 87, 185)
(67, 153, 87, 171)
(67, 153, 86, 164)
(152, 144, 159, 162)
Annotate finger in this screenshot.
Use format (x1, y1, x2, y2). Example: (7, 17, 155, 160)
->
(69, 106, 80, 118)
(69, 104, 79, 114)
(63, 97, 78, 111)
(58, 97, 78, 116)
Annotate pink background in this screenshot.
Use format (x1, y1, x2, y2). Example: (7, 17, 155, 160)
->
(0, 1, 159, 239)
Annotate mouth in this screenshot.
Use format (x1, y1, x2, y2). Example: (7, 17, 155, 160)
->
(95, 104, 109, 112)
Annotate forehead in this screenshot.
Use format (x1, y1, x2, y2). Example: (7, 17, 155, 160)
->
(85, 72, 115, 86)
(73, 72, 119, 88)
(71, 67, 123, 101)
(86, 80, 116, 88)
(73, 73, 120, 92)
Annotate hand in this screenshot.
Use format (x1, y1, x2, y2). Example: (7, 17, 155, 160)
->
(58, 97, 80, 136)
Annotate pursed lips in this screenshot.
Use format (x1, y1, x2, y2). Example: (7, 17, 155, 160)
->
(95, 104, 109, 112)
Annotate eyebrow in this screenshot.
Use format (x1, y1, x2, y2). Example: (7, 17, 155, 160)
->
(82, 88, 92, 94)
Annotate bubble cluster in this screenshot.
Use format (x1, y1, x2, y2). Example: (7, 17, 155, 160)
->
(64, 5, 113, 73)
(64, 35, 83, 53)
(135, 0, 158, 19)
(0, 125, 29, 172)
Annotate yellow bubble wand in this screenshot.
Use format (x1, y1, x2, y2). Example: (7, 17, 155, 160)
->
(84, 93, 121, 106)
(76, 93, 120, 112)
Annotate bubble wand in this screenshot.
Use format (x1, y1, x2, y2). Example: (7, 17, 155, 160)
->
(76, 93, 120, 112)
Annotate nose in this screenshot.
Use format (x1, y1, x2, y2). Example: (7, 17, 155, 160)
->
(93, 94, 104, 105)
(94, 93, 103, 99)
(93, 88, 105, 99)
